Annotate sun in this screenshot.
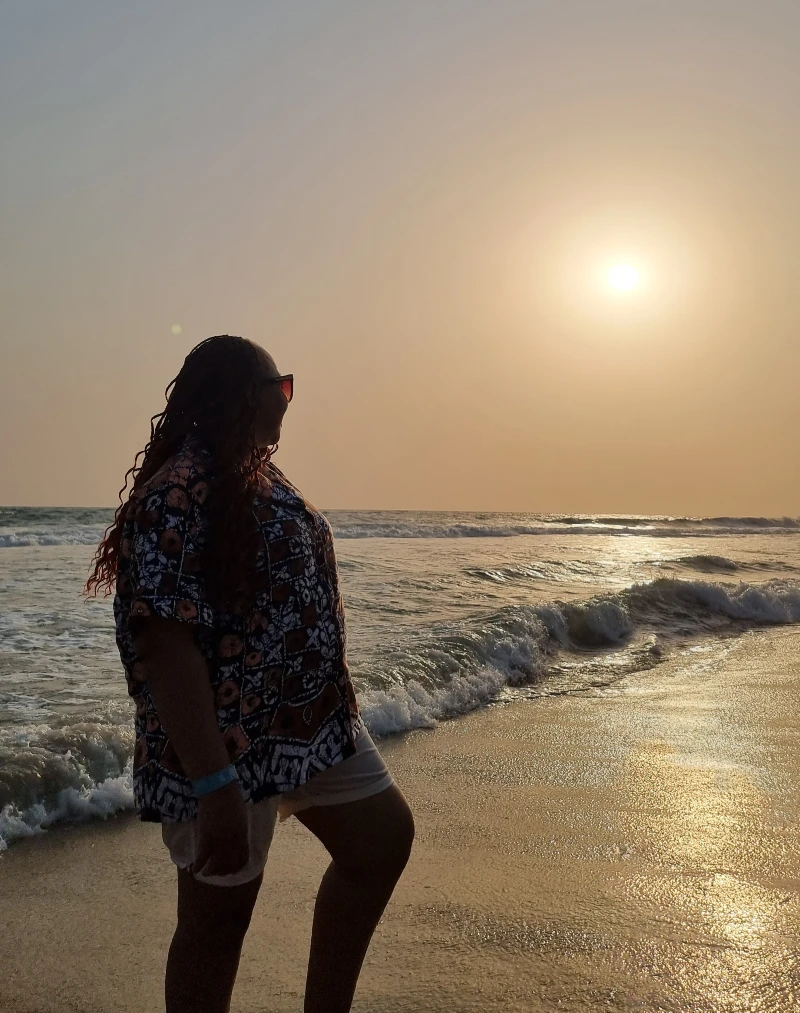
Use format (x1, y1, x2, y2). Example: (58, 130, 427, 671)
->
(606, 263, 640, 292)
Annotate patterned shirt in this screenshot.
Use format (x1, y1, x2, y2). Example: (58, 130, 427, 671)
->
(113, 435, 364, 823)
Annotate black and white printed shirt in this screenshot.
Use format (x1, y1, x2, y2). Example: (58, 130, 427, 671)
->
(113, 435, 364, 823)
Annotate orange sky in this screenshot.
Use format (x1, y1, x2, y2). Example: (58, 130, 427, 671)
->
(2, 2, 799, 513)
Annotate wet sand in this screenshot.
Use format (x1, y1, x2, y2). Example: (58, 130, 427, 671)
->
(2, 627, 800, 1012)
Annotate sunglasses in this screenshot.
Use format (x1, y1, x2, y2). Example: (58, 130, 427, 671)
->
(265, 373, 293, 403)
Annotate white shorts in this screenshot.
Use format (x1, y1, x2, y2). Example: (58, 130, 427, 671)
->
(161, 723, 394, 887)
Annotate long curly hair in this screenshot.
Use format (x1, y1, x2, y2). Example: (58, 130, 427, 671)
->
(85, 334, 275, 612)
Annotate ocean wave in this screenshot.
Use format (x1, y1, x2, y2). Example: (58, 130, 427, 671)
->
(466, 553, 795, 586)
(558, 514, 800, 530)
(668, 554, 741, 572)
(703, 516, 800, 529)
(358, 576, 800, 735)
(4, 575, 800, 850)
(0, 527, 107, 548)
(625, 577, 800, 627)
(0, 765, 133, 852)
(0, 720, 134, 852)
(333, 523, 800, 540)
(658, 554, 799, 575)
(464, 563, 551, 583)
(3, 510, 800, 547)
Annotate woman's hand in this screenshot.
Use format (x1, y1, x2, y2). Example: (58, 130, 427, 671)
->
(191, 780, 251, 878)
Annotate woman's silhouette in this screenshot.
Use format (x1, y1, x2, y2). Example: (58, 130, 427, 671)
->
(86, 334, 414, 1013)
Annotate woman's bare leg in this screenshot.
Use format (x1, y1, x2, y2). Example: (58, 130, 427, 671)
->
(165, 867, 263, 1013)
(294, 783, 415, 1013)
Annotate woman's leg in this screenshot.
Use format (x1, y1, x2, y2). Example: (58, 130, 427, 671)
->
(165, 867, 263, 1013)
(294, 782, 415, 1013)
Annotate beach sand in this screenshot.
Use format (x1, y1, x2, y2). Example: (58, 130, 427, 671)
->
(2, 627, 800, 1012)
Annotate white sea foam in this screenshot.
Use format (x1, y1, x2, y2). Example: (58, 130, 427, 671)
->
(0, 527, 108, 548)
(0, 762, 134, 852)
(626, 577, 800, 626)
(360, 577, 800, 735)
(361, 665, 515, 735)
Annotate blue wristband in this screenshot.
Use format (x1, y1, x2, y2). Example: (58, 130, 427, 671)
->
(191, 764, 239, 797)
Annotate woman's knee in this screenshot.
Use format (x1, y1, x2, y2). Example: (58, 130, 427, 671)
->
(297, 782, 415, 882)
(344, 790, 415, 881)
(389, 797, 415, 869)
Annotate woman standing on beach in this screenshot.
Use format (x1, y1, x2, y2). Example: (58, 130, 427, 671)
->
(86, 334, 415, 1013)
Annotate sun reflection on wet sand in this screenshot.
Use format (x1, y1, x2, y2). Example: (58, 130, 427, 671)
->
(609, 635, 800, 1009)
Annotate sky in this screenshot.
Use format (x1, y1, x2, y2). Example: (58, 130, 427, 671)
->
(2, 1, 799, 514)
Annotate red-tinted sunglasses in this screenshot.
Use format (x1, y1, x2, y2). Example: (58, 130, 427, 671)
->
(266, 373, 293, 403)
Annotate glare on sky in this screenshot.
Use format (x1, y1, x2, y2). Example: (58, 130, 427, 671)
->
(607, 263, 640, 291)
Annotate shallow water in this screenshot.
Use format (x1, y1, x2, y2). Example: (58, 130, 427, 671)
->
(2, 507, 799, 850)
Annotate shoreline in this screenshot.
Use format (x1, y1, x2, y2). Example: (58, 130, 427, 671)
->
(2, 627, 800, 1011)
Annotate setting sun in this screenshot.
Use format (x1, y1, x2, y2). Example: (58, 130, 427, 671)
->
(607, 262, 641, 291)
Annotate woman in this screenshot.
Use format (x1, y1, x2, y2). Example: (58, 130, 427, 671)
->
(86, 334, 415, 1013)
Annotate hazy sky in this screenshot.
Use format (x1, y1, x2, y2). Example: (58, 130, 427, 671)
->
(3, 1, 799, 513)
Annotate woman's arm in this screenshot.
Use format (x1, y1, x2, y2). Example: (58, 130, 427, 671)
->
(132, 616, 250, 877)
(131, 617, 230, 779)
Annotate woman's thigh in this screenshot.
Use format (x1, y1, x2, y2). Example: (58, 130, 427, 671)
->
(176, 866, 264, 936)
(294, 783, 415, 879)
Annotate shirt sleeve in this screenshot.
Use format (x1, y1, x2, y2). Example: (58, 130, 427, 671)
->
(125, 471, 217, 629)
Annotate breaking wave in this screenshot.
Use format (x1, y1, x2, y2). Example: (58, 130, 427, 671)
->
(9, 574, 794, 850)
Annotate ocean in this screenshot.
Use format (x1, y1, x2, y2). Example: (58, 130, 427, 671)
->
(2, 506, 800, 852)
